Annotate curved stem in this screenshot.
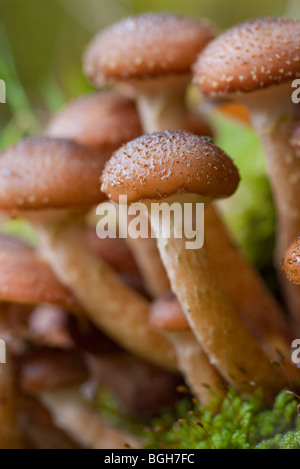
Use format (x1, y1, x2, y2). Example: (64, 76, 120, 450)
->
(35, 217, 177, 372)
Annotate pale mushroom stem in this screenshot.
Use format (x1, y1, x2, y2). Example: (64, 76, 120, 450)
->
(0, 348, 20, 449)
(166, 330, 224, 405)
(32, 213, 177, 372)
(125, 233, 170, 296)
(144, 195, 287, 399)
(241, 84, 300, 330)
(41, 390, 142, 449)
(136, 91, 189, 134)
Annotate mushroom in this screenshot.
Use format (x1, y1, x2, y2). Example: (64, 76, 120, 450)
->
(150, 291, 224, 405)
(83, 13, 216, 133)
(282, 235, 300, 285)
(87, 351, 181, 419)
(18, 394, 81, 448)
(83, 14, 217, 298)
(194, 17, 300, 327)
(40, 389, 142, 449)
(84, 15, 292, 362)
(19, 347, 88, 394)
(0, 138, 176, 371)
(46, 91, 170, 298)
(0, 234, 80, 314)
(101, 131, 287, 399)
(46, 91, 142, 152)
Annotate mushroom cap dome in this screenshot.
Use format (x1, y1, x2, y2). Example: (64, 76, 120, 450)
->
(101, 131, 240, 203)
(194, 17, 300, 95)
(84, 13, 216, 85)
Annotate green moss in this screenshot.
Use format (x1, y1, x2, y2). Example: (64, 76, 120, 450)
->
(94, 387, 300, 449)
(144, 389, 300, 449)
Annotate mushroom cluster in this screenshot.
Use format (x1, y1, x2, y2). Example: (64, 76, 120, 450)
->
(0, 12, 299, 449)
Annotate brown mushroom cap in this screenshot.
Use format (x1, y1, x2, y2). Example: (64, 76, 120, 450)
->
(84, 13, 216, 85)
(46, 92, 142, 151)
(150, 291, 189, 332)
(19, 348, 88, 393)
(281, 236, 300, 285)
(0, 235, 79, 311)
(194, 17, 300, 96)
(101, 131, 240, 203)
(0, 137, 109, 211)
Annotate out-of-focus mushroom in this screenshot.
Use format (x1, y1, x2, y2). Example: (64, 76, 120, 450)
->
(282, 235, 300, 285)
(18, 394, 81, 449)
(0, 234, 80, 314)
(194, 18, 300, 327)
(19, 347, 88, 394)
(102, 131, 287, 399)
(47, 90, 169, 298)
(86, 351, 181, 419)
(0, 138, 176, 371)
(150, 292, 224, 405)
(46, 92, 142, 152)
(41, 390, 142, 449)
(29, 305, 73, 350)
(84, 13, 216, 133)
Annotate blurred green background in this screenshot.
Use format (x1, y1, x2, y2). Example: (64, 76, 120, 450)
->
(1, 0, 300, 279)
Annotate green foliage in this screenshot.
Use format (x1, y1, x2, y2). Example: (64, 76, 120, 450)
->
(214, 113, 276, 271)
(94, 387, 300, 449)
(143, 389, 300, 449)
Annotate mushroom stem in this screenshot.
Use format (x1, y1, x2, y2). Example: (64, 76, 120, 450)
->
(165, 330, 224, 405)
(33, 214, 177, 372)
(125, 214, 170, 297)
(144, 195, 287, 399)
(0, 347, 19, 448)
(205, 205, 293, 364)
(241, 84, 300, 327)
(41, 389, 142, 449)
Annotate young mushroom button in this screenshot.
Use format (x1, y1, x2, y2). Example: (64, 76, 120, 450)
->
(101, 131, 287, 400)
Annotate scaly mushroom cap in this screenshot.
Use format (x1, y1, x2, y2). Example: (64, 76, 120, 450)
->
(0, 235, 79, 311)
(281, 236, 300, 285)
(194, 17, 300, 96)
(84, 13, 216, 85)
(101, 131, 240, 203)
(46, 92, 142, 150)
(0, 137, 109, 211)
(150, 291, 189, 332)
